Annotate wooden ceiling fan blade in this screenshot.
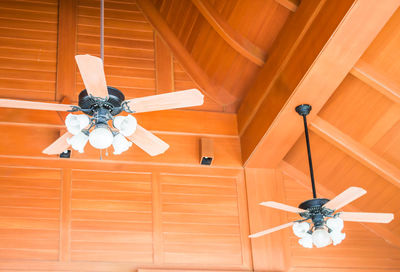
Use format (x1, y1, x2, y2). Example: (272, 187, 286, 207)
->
(42, 132, 73, 155)
(323, 187, 367, 211)
(75, 54, 108, 98)
(260, 201, 306, 213)
(0, 99, 74, 111)
(126, 125, 169, 156)
(339, 212, 394, 223)
(126, 89, 204, 113)
(249, 222, 294, 238)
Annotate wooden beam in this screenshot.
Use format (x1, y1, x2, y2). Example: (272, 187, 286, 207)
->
(239, 0, 399, 168)
(136, 0, 236, 105)
(57, 96, 72, 123)
(0, 156, 242, 178)
(236, 172, 253, 270)
(245, 168, 290, 271)
(151, 173, 164, 264)
(237, 0, 326, 137)
(155, 33, 174, 94)
(55, 0, 77, 101)
(191, 0, 266, 66)
(310, 116, 400, 189)
(350, 59, 400, 104)
(275, 0, 299, 12)
(0, 108, 238, 137)
(59, 168, 71, 261)
(279, 161, 400, 248)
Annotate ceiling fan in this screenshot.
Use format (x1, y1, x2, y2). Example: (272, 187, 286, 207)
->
(249, 104, 394, 248)
(0, 54, 204, 156)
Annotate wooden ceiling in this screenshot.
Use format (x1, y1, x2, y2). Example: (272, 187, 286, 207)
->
(0, 0, 400, 271)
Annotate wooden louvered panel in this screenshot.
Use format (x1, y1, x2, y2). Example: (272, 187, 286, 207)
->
(160, 174, 243, 266)
(283, 175, 400, 270)
(70, 169, 153, 263)
(0, 166, 61, 261)
(0, 0, 57, 101)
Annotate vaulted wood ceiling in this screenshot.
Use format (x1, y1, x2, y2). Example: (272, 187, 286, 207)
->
(0, 0, 399, 271)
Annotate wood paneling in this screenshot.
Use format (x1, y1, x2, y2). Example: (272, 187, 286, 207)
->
(0, 166, 61, 261)
(0, 0, 58, 101)
(160, 174, 244, 266)
(245, 168, 290, 271)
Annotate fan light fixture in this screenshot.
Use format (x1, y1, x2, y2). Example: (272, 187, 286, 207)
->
(66, 112, 138, 155)
(248, 104, 394, 248)
(292, 104, 346, 248)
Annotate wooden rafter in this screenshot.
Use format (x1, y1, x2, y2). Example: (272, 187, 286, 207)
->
(350, 60, 400, 104)
(136, 0, 236, 105)
(310, 116, 400, 189)
(275, 0, 299, 12)
(279, 161, 400, 248)
(191, 0, 266, 66)
(55, 0, 77, 101)
(238, 0, 400, 168)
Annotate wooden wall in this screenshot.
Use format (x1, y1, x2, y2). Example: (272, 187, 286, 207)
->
(0, 161, 252, 271)
(0, 0, 400, 271)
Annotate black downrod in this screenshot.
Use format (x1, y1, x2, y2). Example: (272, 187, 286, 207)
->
(295, 104, 317, 199)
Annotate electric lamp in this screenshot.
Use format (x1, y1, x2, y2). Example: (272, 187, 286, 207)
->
(89, 124, 114, 149)
(312, 227, 331, 248)
(67, 131, 89, 153)
(65, 113, 90, 135)
(292, 222, 310, 238)
(298, 233, 313, 248)
(113, 115, 137, 136)
(112, 133, 132, 155)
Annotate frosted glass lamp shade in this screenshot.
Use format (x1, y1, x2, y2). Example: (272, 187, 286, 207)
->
(112, 133, 132, 155)
(113, 115, 137, 136)
(65, 113, 90, 135)
(89, 126, 114, 149)
(298, 233, 313, 248)
(292, 222, 310, 238)
(326, 217, 344, 232)
(330, 231, 346, 246)
(67, 131, 89, 153)
(312, 227, 331, 248)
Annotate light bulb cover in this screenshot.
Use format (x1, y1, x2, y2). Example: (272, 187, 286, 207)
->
(298, 233, 313, 248)
(67, 131, 89, 153)
(330, 231, 346, 246)
(312, 227, 331, 248)
(112, 133, 132, 155)
(113, 115, 137, 137)
(89, 124, 114, 149)
(65, 113, 90, 135)
(326, 217, 344, 232)
(292, 221, 310, 238)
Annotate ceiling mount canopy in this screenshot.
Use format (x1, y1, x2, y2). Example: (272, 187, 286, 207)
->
(249, 104, 394, 249)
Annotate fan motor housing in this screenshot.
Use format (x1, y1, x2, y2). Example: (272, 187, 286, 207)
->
(78, 86, 125, 116)
(299, 198, 329, 210)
